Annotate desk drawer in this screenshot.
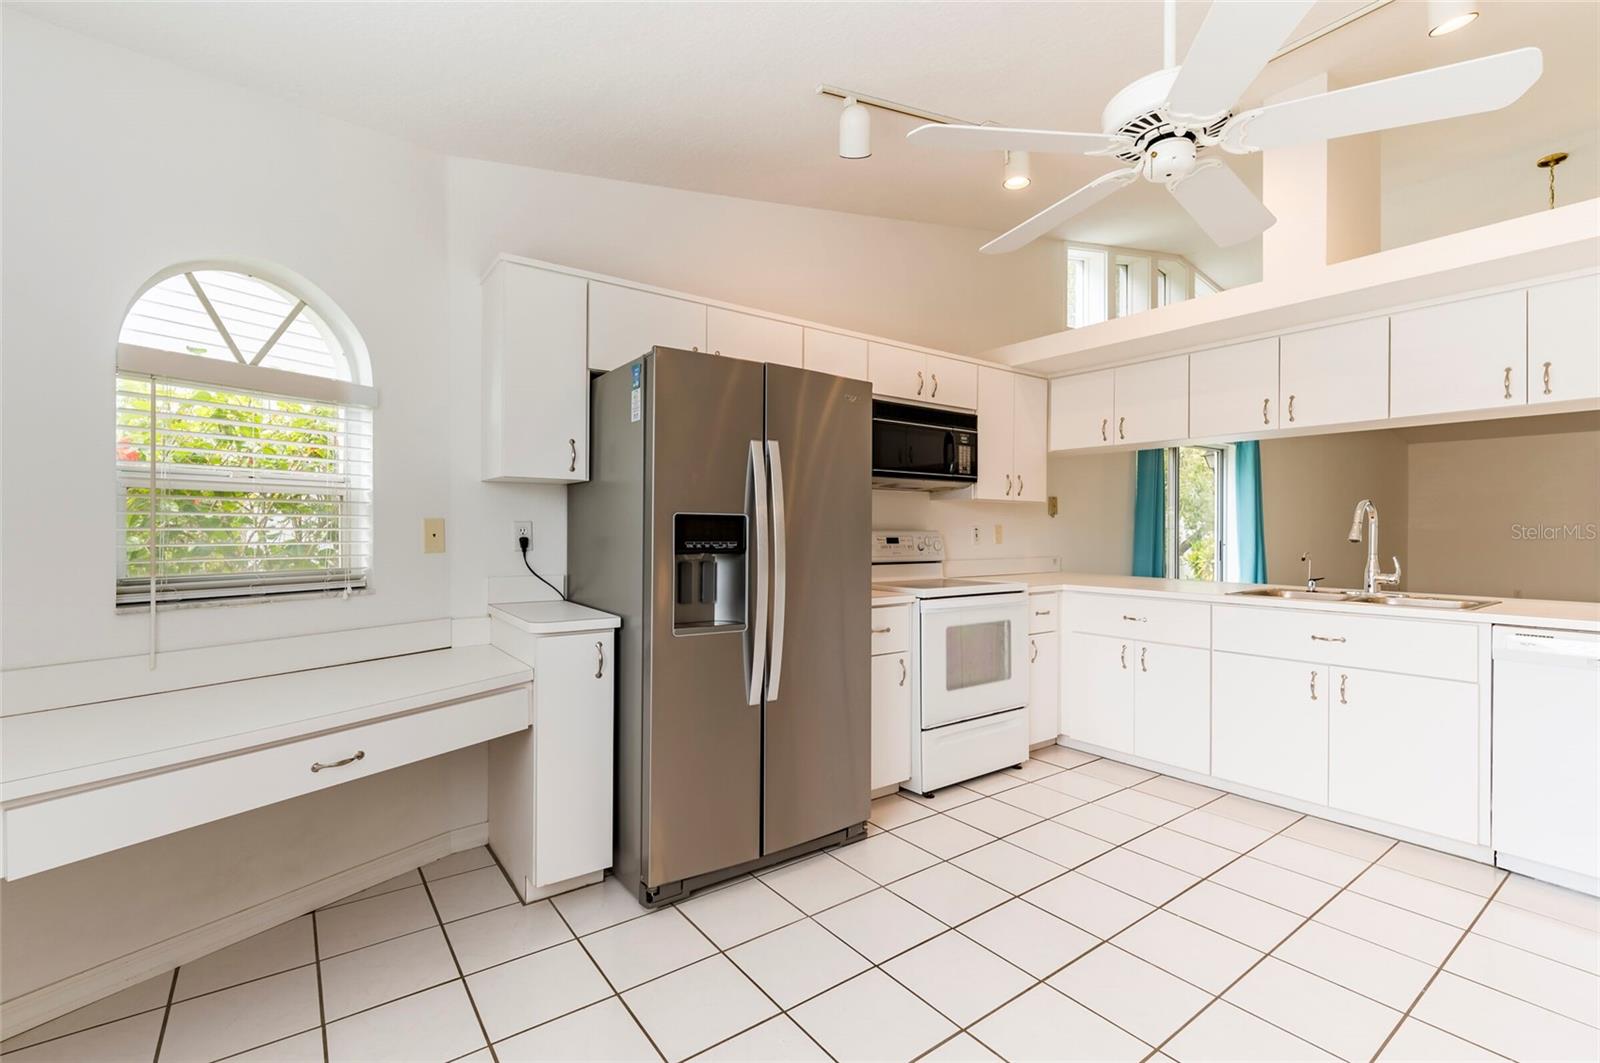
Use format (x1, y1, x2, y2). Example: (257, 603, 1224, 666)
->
(1212, 605, 1477, 681)
(3, 686, 531, 879)
(1064, 593, 1210, 649)
(1029, 592, 1059, 634)
(871, 605, 911, 655)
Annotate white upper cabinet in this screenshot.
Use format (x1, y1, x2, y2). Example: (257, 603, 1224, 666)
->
(1013, 374, 1048, 502)
(707, 307, 802, 367)
(1189, 338, 1279, 439)
(1528, 274, 1600, 404)
(869, 343, 979, 410)
(1114, 355, 1188, 445)
(975, 365, 1016, 500)
(482, 260, 589, 483)
(1049, 370, 1114, 450)
(1279, 317, 1390, 429)
(588, 282, 707, 372)
(1390, 290, 1526, 418)
(803, 329, 869, 380)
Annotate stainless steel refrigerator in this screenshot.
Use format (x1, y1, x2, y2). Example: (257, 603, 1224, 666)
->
(569, 347, 871, 905)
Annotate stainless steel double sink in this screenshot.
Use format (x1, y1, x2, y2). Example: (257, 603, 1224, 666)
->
(1229, 587, 1500, 610)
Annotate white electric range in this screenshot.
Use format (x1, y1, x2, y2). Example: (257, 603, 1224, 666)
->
(871, 530, 1031, 795)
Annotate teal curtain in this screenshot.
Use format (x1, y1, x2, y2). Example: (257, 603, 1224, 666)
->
(1132, 449, 1166, 578)
(1234, 440, 1268, 583)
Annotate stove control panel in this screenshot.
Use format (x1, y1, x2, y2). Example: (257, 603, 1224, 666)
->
(871, 530, 944, 563)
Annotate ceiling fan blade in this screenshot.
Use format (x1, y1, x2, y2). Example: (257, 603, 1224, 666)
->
(1222, 47, 1543, 152)
(907, 123, 1124, 155)
(1168, 162, 1275, 247)
(1166, 0, 1318, 124)
(980, 169, 1140, 255)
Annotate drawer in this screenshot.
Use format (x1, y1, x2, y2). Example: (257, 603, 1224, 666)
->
(3, 686, 531, 879)
(871, 604, 911, 655)
(1028, 592, 1059, 634)
(1212, 605, 1477, 682)
(1064, 593, 1210, 649)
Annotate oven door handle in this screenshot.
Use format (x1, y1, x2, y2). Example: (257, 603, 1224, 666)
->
(913, 591, 1029, 614)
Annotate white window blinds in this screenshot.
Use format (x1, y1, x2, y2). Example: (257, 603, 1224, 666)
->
(115, 374, 373, 606)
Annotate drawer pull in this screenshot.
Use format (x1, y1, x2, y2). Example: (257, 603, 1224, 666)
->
(1120, 644, 1127, 669)
(1339, 673, 1348, 705)
(1309, 671, 1318, 701)
(1122, 614, 1148, 623)
(1310, 634, 1346, 643)
(1030, 638, 1038, 663)
(1140, 646, 1148, 672)
(1034, 609, 1052, 616)
(595, 641, 606, 679)
(311, 750, 365, 773)
(899, 657, 907, 686)
(871, 625, 892, 635)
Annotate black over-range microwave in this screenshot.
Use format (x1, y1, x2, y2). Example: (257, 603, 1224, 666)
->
(871, 399, 978, 490)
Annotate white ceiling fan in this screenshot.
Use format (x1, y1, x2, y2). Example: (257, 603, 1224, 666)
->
(908, 0, 1543, 254)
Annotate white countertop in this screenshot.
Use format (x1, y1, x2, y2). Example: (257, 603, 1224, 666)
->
(981, 572, 1600, 632)
(490, 600, 622, 634)
(871, 587, 915, 607)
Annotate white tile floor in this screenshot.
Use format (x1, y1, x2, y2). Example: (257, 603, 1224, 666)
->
(6, 748, 1600, 1062)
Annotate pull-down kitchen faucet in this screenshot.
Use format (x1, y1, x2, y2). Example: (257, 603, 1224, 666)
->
(1348, 499, 1401, 595)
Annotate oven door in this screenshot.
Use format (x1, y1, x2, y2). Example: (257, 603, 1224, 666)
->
(915, 592, 1030, 729)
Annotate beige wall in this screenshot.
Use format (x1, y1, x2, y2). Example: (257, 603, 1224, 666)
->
(1404, 414, 1600, 601)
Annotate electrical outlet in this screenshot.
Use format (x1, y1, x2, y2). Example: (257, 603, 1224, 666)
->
(993, 523, 1004, 545)
(969, 525, 981, 547)
(422, 518, 446, 554)
(513, 521, 533, 551)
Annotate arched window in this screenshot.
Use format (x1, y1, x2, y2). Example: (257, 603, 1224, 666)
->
(114, 265, 376, 607)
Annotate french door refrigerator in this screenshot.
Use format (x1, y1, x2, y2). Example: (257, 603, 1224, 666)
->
(569, 347, 871, 905)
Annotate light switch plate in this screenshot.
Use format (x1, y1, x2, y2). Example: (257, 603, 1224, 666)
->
(423, 517, 446, 554)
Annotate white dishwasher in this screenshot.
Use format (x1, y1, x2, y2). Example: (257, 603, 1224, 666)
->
(1492, 626, 1600, 894)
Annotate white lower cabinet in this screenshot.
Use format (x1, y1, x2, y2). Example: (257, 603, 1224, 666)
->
(1211, 652, 1329, 806)
(1063, 632, 1134, 752)
(1329, 667, 1478, 843)
(1028, 630, 1060, 745)
(1132, 642, 1210, 773)
(871, 652, 912, 791)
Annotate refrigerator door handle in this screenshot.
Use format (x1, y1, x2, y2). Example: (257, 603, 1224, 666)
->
(765, 440, 787, 701)
(747, 440, 770, 707)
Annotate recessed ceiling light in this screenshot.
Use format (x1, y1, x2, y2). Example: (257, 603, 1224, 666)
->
(839, 97, 871, 159)
(1002, 150, 1031, 191)
(1427, 0, 1479, 36)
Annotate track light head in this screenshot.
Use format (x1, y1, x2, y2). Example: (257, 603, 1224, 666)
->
(1427, 0, 1478, 36)
(1002, 150, 1032, 191)
(839, 97, 871, 159)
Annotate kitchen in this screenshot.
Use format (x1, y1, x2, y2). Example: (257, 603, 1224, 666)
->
(2, 2, 1598, 1061)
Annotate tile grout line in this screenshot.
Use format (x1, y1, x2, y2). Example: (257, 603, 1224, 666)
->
(540, 895, 673, 1063)
(418, 873, 500, 1063)
(311, 909, 329, 1063)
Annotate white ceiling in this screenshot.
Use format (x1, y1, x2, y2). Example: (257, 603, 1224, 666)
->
(13, 1, 1596, 289)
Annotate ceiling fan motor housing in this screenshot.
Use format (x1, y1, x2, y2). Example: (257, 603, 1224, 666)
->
(1102, 67, 1229, 179)
(1143, 133, 1197, 182)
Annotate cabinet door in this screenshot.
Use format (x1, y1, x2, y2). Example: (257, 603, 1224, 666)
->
(1013, 375, 1049, 502)
(926, 354, 979, 410)
(1133, 642, 1210, 773)
(1280, 317, 1390, 429)
(1391, 290, 1526, 418)
(974, 365, 1016, 500)
(588, 282, 707, 372)
(1329, 668, 1478, 842)
(707, 307, 802, 367)
(1062, 632, 1134, 752)
(534, 632, 615, 886)
(483, 262, 589, 483)
(868, 342, 928, 402)
(804, 329, 869, 380)
(1528, 274, 1600, 404)
(1028, 630, 1061, 744)
(1049, 371, 1115, 450)
(1189, 338, 1279, 439)
(871, 652, 911, 791)
(1114, 355, 1188, 444)
(1212, 652, 1328, 805)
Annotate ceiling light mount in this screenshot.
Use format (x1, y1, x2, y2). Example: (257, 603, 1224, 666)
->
(1537, 151, 1568, 209)
(1002, 150, 1031, 191)
(1427, 0, 1479, 37)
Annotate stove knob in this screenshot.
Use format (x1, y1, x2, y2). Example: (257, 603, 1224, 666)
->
(916, 539, 926, 551)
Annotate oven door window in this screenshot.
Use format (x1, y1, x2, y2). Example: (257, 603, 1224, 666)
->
(945, 620, 1011, 690)
(917, 596, 1030, 729)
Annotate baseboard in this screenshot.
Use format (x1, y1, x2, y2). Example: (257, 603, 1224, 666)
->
(0, 822, 488, 1038)
(1495, 852, 1600, 897)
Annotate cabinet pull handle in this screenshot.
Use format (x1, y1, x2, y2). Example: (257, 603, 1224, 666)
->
(1503, 366, 1513, 400)
(595, 641, 605, 679)
(1017, 474, 1023, 495)
(1030, 638, 1038, 663)
(1140, 646, 1148, 672)
(713, 349, 721, 356)
(692, 345, 700, 352)
(1288, 394, 1296, 423)
(871, 625, 892, 634)
(311, 750, 365, 773)
(1309, 671, 1318, 701)
(916, 369, 924, 395)
(1034, 609, 1051, 616)
(1121, 614, 1147, 623)
(1543, 360, 1553, 396)
(1339, 673, 1348, 705)
(1310, 634, 1346, 643)
(1120, 644, 1127, 669)
(1100, 417, 1108, 442)
(568, 438, 577, 472)
(1262, 398, 1270, 425)
(1118, 416, 1126, 440)
(931, 373, 939, 398)
(899, 657, 907, 686)
(1005, 474, 1013, 496)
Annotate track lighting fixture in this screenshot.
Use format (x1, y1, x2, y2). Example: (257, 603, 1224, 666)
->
(838, 96, 871, 159)
(1427, 0, 1479, 37)
(1002, 150, 1031, 191)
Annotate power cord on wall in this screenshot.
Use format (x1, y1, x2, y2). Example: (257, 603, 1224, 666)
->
(519, 535, 567, 602)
